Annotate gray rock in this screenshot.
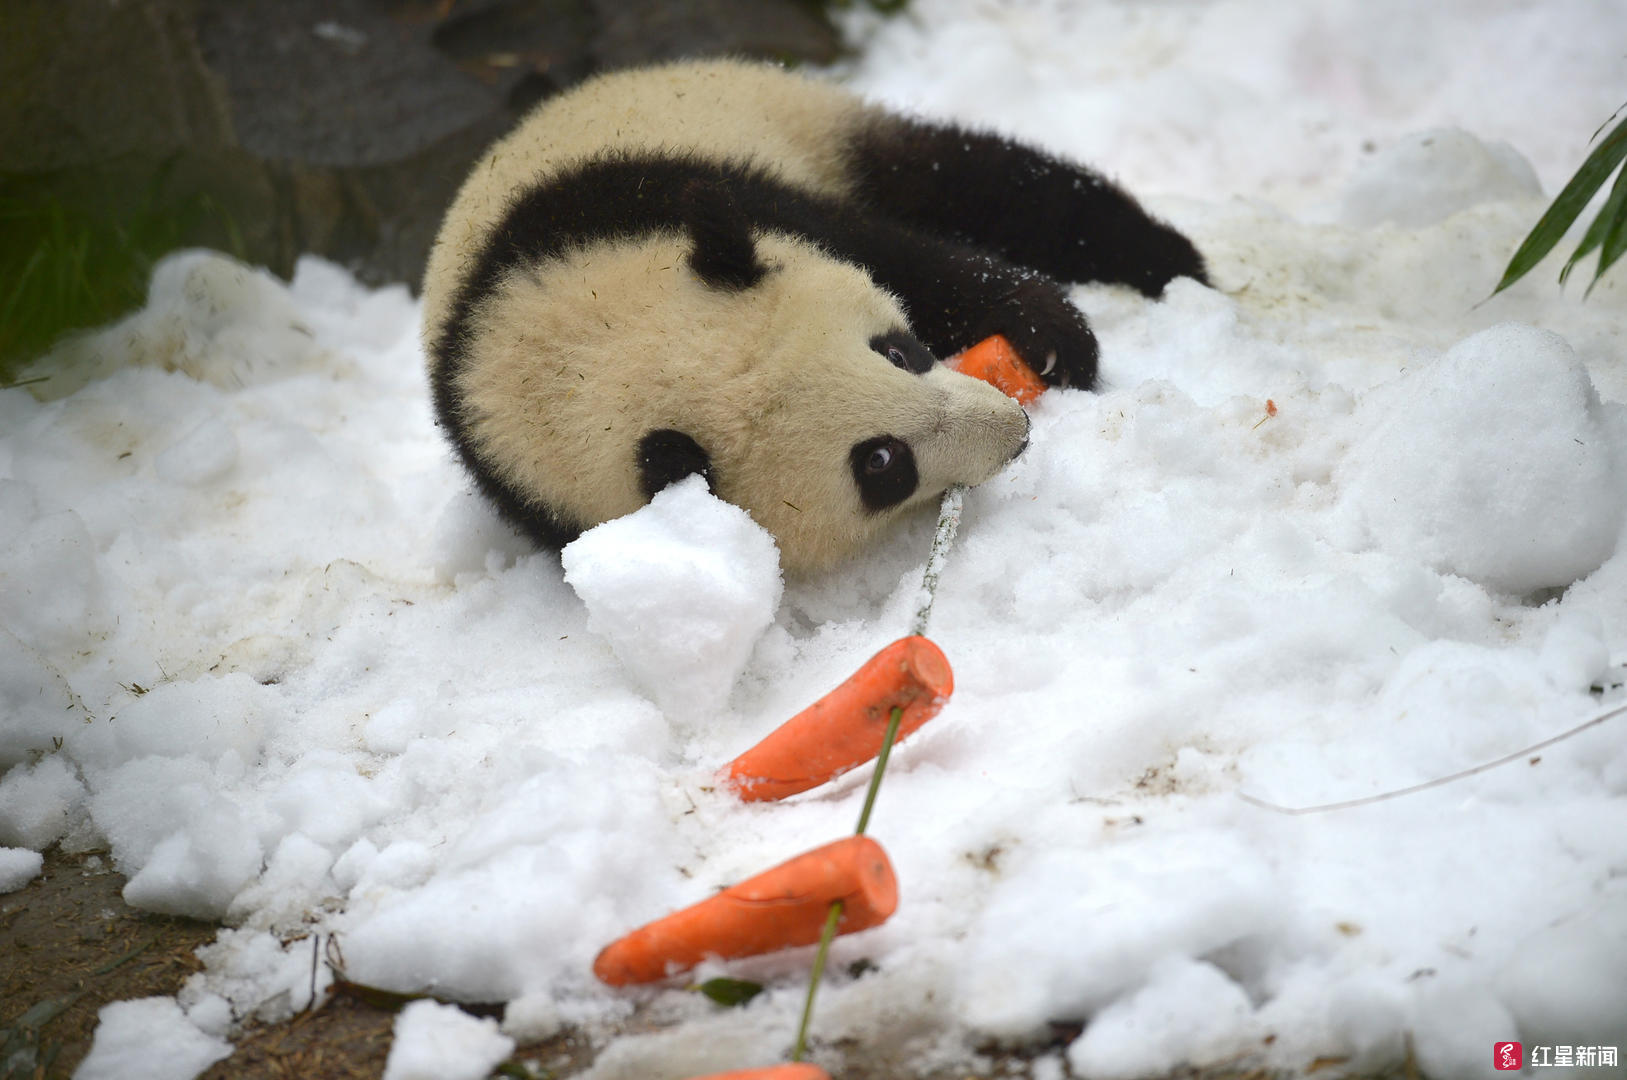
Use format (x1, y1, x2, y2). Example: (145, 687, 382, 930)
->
(2, 0, 845, 292)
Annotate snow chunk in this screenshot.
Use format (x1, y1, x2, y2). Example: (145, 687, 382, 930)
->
(382, 1000, 515, 1080)
(0, 847, 44, 893)
(0, 755, 86, 848)
(1067, 957, 1260, 1078)
(72, 996, 232, 1080)
(122, 814, 265, 920)
(88, 755, 264, 919)
(560, 475, 782, 718)
(1339, 324, 1624, 594)
(1341, 128, 1542, 228)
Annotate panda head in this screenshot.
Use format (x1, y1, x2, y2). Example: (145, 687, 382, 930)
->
(668, 184, 1031, 572)
(449, 181, 1031, 576)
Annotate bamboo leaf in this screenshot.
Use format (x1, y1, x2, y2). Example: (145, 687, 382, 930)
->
(1560, 158, 1627, 285)
(1587, 182, 1627, 295)
(1492, 113, 1627, 295)
(696, 976, 764, 1007)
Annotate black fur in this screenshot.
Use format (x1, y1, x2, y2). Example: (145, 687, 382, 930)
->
(845, 115, 1208, 298)
(682, 180, 768, 290)
(637, 429, 715, 499)
(850, 435, 918, 512)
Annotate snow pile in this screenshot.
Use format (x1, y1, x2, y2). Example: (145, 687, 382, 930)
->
(2, 1, 1626, 1078)
(1337, 323, 1624, 594)
(0, 847, 43, 893)
(562, 475, 784, 720)
(382, 1000, 516, 1080)
(71, 997, 232, 1080)
(0, 755, 87, 848)
(1339, 128, 1543, 229)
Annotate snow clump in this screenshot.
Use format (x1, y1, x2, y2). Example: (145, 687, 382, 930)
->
(561, 474, 783, 719)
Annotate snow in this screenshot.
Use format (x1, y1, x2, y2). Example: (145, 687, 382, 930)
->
(561, 475, 784, 721)
(0, 753, 85, 848)
(4, 0, 1626, 1077)
(70, 997, 232, 1080)
(382, 999, 516, 1080)
(1336, 323, 1625, 595)
(0, 846, 44, 893)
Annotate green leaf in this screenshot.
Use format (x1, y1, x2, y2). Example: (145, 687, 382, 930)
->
(696, 976, 764, 1007)
(1492, 112, 1627, 296)
(1560, 156, 1627, 285)
(1589, 182, 1627, 295)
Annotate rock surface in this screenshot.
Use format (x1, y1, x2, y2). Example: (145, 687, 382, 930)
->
(3, 0, 843, 290)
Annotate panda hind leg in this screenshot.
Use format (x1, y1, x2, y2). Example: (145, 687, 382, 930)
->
(845, 114, 1207, 298)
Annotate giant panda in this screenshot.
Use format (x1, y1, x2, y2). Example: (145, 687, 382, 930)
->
(422, 59, 1205, 574)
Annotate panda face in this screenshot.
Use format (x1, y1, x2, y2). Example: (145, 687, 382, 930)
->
(719, 240, 1029, 569)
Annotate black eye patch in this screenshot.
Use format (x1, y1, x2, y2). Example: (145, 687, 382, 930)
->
(637, 429, 715, 499)
(869, 330, 937, 375)
(849, 435, 918, 512)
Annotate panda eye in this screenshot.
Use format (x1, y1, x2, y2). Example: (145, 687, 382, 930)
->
(850, 435, 917, 512)
(870, 331, 935, 375)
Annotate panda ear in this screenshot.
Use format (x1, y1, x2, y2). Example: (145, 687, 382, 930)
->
(682, 180, 767, 290)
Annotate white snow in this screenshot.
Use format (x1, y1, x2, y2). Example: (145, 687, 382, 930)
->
(0, 846, 44, 893)
(561, 474, 784, 720)
(5, 0, 1627, 1077)
(70, 997, 232, 1080)
(382, 999, 516, 1080)
(0, 754, 85, 848)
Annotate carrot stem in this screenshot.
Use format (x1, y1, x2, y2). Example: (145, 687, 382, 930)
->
(791, 900, 844, 1062)
(789, 481, 967, 1061)
(855, 705, 905, 837)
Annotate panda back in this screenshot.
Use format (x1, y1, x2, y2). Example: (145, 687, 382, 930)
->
(422, 60, 866, 347)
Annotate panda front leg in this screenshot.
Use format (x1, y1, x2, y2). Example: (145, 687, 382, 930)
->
(835, 216, 1101, 390)
(844, 112, 1207, 298)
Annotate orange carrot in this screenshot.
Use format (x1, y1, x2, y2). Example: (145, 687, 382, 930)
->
(949, 334, 1048, 405)
(593, 835, 898, 986)
(680, 1067, 831, 1080)
(722, 636, 953, 803)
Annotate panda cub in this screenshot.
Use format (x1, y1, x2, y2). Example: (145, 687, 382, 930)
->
(423, 59, 1205, 574)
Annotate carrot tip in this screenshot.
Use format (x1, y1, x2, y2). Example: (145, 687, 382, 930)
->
(948, 334, 1048, 405)
(722, 636, 954, 803)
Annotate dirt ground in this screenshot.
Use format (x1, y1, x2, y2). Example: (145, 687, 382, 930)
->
(3, 847, 1398, 1080)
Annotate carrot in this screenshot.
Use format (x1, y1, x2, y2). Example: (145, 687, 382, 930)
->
(722, 636, 953, 803)
(949, 333, 1048, 405)
(593, 835, 898, 986)
(680, 1067, 831, 1080)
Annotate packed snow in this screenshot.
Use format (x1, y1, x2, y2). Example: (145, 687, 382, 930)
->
(3, 1, 1626, 1078)
(71, 997, 233, 1080)
(382, 1000, 517, 1080)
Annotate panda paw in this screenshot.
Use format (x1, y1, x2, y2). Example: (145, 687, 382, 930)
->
(973, 277, 1099, 391)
